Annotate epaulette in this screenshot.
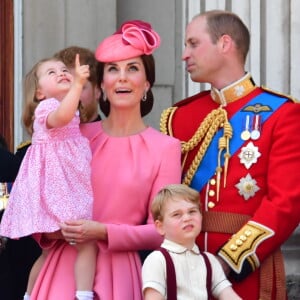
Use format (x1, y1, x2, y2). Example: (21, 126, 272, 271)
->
(261, 85, 299, 103)
(16, 140, 31, 150)
(174, 90, 210, 108)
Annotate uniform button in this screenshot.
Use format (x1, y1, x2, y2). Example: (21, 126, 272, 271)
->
(208, 190, 215, 197)
(240, 235, 247, 241)
(208, 201, 215, 208)
(245, 230, 252, 236)
(210, 178, 216, 185)
(230, 244, 238, 251)
(235, 239, 243, 246)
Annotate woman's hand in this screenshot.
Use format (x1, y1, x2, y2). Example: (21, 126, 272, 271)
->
(60, 219, 107, 244)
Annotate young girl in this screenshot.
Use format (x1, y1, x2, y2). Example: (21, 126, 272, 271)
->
(0, 54, 97, 300)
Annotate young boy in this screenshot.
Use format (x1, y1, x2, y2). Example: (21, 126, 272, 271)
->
(142, 184, 242, 300)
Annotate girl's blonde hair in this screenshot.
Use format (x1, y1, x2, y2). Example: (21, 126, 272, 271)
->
(151, 184, 201, 222)
(22, 57, 61, 135)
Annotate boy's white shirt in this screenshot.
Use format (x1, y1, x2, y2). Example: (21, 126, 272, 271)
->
(142, 239, 231, 300)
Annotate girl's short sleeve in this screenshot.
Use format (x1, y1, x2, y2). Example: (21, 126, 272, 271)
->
(34, 98, 59, 127)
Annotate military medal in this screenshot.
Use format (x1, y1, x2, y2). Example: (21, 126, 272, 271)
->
(251, 115, 261, 140)
(235, 173, 260, 200)
(238, 141, 261, 169)
(241, 115, 251, 140)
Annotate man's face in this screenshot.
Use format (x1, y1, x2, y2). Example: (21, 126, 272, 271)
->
(182, 16, 223, 84)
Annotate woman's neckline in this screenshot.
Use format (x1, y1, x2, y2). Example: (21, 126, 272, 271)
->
(100, 120, 149, 137)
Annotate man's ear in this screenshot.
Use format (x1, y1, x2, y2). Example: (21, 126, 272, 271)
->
(219, 34, 233, 53)
(155, 219, 165, 236)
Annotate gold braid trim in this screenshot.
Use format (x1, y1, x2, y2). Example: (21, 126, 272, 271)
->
(218, 221, 274, 274)
(160, 106, 232, 198)
(182, 107, 232, 202)
(160, 107, 178, 136)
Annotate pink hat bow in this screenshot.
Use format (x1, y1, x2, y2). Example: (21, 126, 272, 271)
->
(120, 20, 161, 55)
(95, 20, 161, 62)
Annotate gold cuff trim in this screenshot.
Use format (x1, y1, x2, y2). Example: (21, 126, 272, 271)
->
(219, 221, 274, 273)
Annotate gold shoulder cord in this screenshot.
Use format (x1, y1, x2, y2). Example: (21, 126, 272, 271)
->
(160, 107, 177, 136)
(160, 106, 232, 201)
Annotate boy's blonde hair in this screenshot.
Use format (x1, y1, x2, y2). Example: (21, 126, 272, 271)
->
(151, 184, 201, 221)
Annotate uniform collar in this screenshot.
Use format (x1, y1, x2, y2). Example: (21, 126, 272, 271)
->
(211, 73, 256, 106)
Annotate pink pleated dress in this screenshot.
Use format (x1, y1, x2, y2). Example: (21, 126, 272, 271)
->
(28, 121, 182, 300)
(0, 98, 93, 238)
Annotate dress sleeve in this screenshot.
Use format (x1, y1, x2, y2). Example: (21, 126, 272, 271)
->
(34, 98, 59, 128)
(104, 137, 182, 252)
(147, 136, 182, 221)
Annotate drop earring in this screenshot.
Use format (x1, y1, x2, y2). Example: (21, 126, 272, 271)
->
(142, 91, 147, 102)
(102, 90, 107, 101)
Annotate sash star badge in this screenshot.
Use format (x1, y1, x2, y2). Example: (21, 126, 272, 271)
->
(235, 173, 260, 200)
(238, 141, 261, 169)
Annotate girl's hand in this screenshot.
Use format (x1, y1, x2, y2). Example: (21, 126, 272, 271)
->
(60, 219, 107, 244)
(74, 53, 90, 86)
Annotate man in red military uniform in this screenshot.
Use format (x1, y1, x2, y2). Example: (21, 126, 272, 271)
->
(160, 10, 300, 300)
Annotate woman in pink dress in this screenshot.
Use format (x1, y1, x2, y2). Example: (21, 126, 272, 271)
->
(30, 20, 182, 300)
(0, 55, 97, 300)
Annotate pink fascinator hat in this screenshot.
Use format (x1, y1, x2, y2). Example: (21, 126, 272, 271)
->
(95, 20, 161, 62)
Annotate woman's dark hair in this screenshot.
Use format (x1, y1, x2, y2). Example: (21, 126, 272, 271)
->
(99, 54, 155, 117)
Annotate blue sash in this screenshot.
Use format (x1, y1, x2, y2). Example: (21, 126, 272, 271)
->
(190, 92, 288, 191)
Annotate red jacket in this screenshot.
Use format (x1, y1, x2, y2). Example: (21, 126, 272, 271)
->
(161, 86, 300, 300)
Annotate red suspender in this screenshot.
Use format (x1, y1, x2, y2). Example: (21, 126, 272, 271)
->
(158, 247, 213, 300)
(158, 247, 177, 300)
(201, 251, 213, 299)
